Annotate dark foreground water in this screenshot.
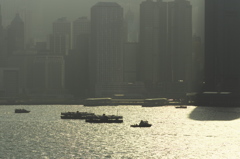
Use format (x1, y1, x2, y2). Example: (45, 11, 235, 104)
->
(1, 105, 240, 159)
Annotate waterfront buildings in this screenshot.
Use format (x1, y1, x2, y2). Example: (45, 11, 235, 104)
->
(90, 2, 124, 97)
(72, 17, 90, 50)
(139, 0, 192, 97)
(190, 0, 240, 106)
(7, 13, 24, 54)
(65, 17, 90, 97)
(205, 0, 240, 92)
(139, 0, 168, 96)
(168, 0, 192, 94)
(32, 55, 65, 94)
(49, 17, 71, 55)
(18, 8, 32, 47)
(0, 0, 197, 100)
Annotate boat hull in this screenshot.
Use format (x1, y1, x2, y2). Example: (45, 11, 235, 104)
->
(85, 119, 123, 123)
(175, 106, 187, 108)
(15, 109, 30, 113)
(130, 124, 152, 127)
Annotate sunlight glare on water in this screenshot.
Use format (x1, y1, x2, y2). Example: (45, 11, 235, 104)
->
(1, 105, 240, 158)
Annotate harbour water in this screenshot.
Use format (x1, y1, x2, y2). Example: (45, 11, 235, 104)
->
(1, 105, 240, 159)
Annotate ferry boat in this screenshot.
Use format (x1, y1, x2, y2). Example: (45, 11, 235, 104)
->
(61, 111, 95, 119)
(15, 109, 30, 113)
(142, 98, 168, 107)
(130, 120, 152, 127)
(85, 114, 123, 123)
(83, 98, 112, 106)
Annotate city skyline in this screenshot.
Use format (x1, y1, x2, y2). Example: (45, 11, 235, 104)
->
(0, 0, 204, 41)
(0, 0, 204, 100)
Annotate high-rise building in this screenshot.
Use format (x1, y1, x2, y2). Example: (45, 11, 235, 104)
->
(49, 34, 69, 55)
(205, 0, 240, 92)
(90, 2, 124, 97)
(124, 9, 138, 42)
(7, 13, 25, 54)
(189, 0, 240, 106)
(50, 17, 71, 55)
(168, 0, 192, 92)
(65, 17, 90, 97)
(18, 8, 32, 47)
(53, 17, 71, 36)
(139, 0, 168, 95)
(72, 17, 90, 50)
(32, 55, 65, 94)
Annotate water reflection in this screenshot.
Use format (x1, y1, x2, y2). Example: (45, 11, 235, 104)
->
(189, 107, 240, 121)
(2, 105, 240, 158)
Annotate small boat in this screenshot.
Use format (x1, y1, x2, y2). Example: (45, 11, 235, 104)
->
(85, 114, 123, 123)
(130, 120, 152, 127)
(175, 105, 187, 109)
(61, 111, 95, 119)
(15, 109, 30, 113)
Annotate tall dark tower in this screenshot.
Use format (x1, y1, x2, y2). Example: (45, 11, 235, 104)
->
(90, 2, 124, 97)
(191, 0, 240, 106)
(205, 0, 240, 92)
(168, 0, 192, 93)
(7, 13, 25, 54)
(139, 0, 168, 96)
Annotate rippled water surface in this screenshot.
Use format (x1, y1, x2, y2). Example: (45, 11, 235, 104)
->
(1, 105, 240, 159)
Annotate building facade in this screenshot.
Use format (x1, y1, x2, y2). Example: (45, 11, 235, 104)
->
(168, 0, 192, 93)
(7, 13, 25, 54)
(32, 55, 65, 94)
(90, 2, 124, 97)
(139, 0, 168, 96)
(205, 0, 240, 92)
(50, 17, 71, 55)
(72, 17, 90, 50)
(124, 9, 138, 43)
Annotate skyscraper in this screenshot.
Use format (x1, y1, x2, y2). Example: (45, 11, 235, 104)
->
(190, 0, 240, 106)
(7, 13, 25, 54)
(168, 0, 192, 92)
(90, 2, 124, 97)
(18, 8, 32, 47)
(65, 17, 90, 97)
(205, 0, 240, 92)
(32, 55, 65, 94)
(72, 17, 90, 50)
(139, 0, 168, 95)
(50, 17, 71, 55)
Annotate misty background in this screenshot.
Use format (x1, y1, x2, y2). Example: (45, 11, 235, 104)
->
(0, 0, 204, 42)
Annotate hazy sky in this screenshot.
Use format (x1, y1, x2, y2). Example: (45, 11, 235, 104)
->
(0, 0, 204, 40)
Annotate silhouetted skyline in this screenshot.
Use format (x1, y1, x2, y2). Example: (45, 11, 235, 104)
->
(0, 0, 204, 40)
